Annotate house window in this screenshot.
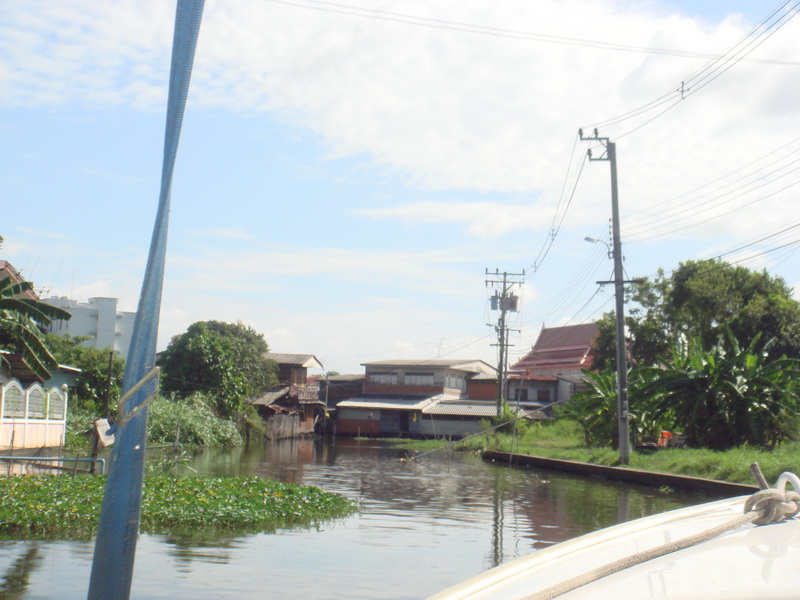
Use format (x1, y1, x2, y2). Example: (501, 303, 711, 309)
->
(28, 388, 46, 419)
(514, 389, 528, 403)
(445, 373, 465, 390)
(370, 372, 398, 385)
(3, 386, 25, 418)
(48, 389, 66, 419)
(406, 373, 434, 386)
(537, 389, 551, 403)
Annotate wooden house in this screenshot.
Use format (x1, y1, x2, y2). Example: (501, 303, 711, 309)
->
(250, 353, 324, 439)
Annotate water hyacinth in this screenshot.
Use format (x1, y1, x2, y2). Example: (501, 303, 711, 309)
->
(0, 475, 357, 539)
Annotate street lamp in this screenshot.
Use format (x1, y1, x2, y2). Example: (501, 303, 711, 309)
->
(584, 236, 612, 258)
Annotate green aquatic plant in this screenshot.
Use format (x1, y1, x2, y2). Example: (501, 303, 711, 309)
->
(0, 475, 357, 539)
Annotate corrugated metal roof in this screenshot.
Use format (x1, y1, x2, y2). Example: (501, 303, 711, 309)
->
(264, 353, 324, 369)
(337, 395, 440, 411)
(250, 387, 290, 406)
(361, 359, 496, 375)
(326, 374, 365, 382)
(469, 372, 497, 381)
(422, 401, 497, 416)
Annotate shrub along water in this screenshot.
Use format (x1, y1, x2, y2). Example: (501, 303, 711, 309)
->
(147, 393, 243, 447)
(0, 474, 358, 539)
(65, 393, 244, 453)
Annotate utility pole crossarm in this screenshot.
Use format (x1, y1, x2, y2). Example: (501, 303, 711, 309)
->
(485, 269, 525, 417)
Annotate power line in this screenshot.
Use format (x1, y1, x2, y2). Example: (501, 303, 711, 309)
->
(528, 137, 588, 277)
(584, 1, 800, 138)
(624, 136, 800, 228)
(264, 0, 800, 64)
(629, 177, 800, 242)
(715, 220, 800, 259)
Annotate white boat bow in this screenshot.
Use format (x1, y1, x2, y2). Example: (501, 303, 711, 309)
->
(429, 469, 800, 600)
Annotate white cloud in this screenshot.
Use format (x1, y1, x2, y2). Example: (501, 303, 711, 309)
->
(168, 241, 482, 296)
(4, 0, 799, 370)
(357, 201, 556, 238)
(6, 0, 798, 210)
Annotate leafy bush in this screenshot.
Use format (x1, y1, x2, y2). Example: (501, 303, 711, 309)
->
(64, 408, 97, 452)
(158, 321, 278, 417)
(147, 394, 243, 447)
(46, 334, 125, 413)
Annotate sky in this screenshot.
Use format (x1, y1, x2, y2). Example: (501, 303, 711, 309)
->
(2, 0, 799, 375)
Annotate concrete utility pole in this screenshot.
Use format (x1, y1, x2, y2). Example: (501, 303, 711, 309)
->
(580, 128, 632, 465)
(485, 269, 525, 417)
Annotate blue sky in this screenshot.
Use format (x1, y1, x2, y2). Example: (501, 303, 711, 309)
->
(2, 0, 799, 374)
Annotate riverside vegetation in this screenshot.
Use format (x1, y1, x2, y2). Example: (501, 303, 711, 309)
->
(0, 474, 358, 540)
(47, 395, 355, 541)
(401, 419, 800, 486)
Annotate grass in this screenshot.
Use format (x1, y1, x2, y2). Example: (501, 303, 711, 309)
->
(396, 419, 800, 486)
(0, 474, 358, 540)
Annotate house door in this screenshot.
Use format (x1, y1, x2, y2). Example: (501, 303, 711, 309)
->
(400, 412, 410, 433)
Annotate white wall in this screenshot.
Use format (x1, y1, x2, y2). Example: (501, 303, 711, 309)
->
(43, 296, 135, 360)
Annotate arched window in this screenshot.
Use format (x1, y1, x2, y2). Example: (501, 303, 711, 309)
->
(2, 383, 25, 418)
(28, 386, 46, 418)
(48, 388, 67, 420)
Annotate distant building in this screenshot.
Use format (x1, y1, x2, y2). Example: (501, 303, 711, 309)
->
(318, 374, 366, 409)
(509, 322, 599, 408)
(250, 353, 325, 439)
(336, 358, 500, 438)
(1, 351, 76, 451)
(43, 297, 136, 360)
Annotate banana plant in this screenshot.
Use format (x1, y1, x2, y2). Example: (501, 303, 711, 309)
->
(638, 331, 800, 450)
(0, 277, 71, 380)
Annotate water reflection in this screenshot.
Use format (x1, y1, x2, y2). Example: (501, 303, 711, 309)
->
(0, 543, 41, 599)
(190, 438, 712, 565)
(0, 439, 719, 599)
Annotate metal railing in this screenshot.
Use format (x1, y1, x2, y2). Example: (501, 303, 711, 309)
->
(0, 455, 106, 475)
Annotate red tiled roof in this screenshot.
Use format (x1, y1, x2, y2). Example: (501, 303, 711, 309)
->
(0, 261, 38, 300)
(511, 323, 598, 373)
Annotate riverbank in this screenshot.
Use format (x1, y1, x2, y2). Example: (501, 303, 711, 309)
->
(389, 419, 800, 486)
(482, 451, 759, 495)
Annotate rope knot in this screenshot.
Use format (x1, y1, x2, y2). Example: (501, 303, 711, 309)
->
(744, 464, 800, 526)
(744, 488, 800, 525)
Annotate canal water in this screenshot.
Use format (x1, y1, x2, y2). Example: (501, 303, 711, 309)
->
(1, 439, 719, 599)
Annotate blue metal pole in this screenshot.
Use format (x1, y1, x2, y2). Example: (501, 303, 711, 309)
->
(87, 2, 204, 598)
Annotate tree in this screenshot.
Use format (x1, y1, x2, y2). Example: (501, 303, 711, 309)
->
(158, 320, 279, 417)
(638, 332, 800, 450)
(559, 369, 619, 448)
(0, 277, 72, 380)
(46, 335, 126, 414)
(593, 260, 800, 370)
(561, 369, 654, 449)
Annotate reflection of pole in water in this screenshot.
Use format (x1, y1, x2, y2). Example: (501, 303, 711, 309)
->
(0, 544, 41, 596)
(491, 478, 504, 568)
(616, 487, 630, 524)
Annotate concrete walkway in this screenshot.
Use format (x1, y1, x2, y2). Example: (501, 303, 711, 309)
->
(482, 451, 759, 496)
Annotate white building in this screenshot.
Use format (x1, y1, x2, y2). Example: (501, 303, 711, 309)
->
(43, 297, 136, 360)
